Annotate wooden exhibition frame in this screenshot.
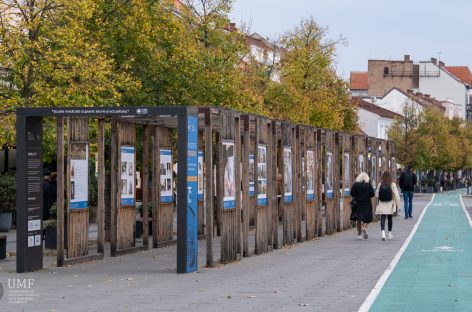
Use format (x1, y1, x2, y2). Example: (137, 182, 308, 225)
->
(15, 106, 397, 274)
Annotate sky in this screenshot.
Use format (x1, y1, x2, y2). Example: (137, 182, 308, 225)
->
(229, 0, 472, 79)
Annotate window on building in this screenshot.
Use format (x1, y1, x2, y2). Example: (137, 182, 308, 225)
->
(378, 120, 391, 140)
(384, 67, 389, 75)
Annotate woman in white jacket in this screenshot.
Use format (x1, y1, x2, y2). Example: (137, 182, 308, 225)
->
(375, 171, 402, 240)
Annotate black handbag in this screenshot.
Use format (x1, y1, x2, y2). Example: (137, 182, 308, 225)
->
(349, 199, 358, 221)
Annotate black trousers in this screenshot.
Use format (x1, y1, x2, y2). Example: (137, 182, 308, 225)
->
(380, 214, 393, 231)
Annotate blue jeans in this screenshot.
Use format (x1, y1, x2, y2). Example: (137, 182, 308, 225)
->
(403, 191, 413, 218)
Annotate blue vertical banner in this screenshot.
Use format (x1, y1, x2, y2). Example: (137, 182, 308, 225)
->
(186, 114, 198, 272)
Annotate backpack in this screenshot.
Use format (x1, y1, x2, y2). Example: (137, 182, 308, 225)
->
(378, 183, 393, 201)
(403, 172, 413, 190)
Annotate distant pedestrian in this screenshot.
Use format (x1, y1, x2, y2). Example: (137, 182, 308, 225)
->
(350, 172, 375, 240)
(399, 165, 417, 219)
(375, 171, 401, 240)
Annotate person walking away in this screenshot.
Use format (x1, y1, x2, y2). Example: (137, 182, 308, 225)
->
(399, 165, 417, 219)
(375, 171, 401, 240)
(350, 172, 375, 240)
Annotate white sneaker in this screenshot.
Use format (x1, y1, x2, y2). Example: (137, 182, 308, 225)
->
(388, 232, 393, 240)
(357, 235, 362, 240)
(381, 230, 386, 241)
(362, 228, 368, 239)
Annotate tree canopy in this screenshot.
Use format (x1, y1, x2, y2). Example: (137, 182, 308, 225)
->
(388, 102, 472, 171)
(0, 0, 356, 154)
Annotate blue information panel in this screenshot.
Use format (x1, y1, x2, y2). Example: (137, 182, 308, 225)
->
(186, 114, 198, 272)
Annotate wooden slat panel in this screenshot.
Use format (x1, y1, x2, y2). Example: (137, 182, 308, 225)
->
(281, 122, 295, 246)
(334, 133, 341, 233)
(117, 122, 136, 250)
(255, 117, 270, 254)
(315, 130, 323, 237)
(56, 117, 65, 267)
(219, 110, 240, 263)
(305, 127, 315, 240)
(342, 133, 353, 230)
(205, 111, 214, 267)
(97, 119, 105, 253)
(325, 130, 335, 235)
(270, 121, 279, 249)
(142, 125, 150, 247)
(68, 209, 89, 258)
(67, 118, 89, 259)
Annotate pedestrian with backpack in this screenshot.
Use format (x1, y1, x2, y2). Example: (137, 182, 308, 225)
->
(375, 171, 401, 240)
(399, 165, 417, 219)
(350, 172, 375, 240)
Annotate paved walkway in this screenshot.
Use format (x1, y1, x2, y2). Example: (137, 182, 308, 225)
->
(365, 190, 472, 312)
(0, 194, 436, 311)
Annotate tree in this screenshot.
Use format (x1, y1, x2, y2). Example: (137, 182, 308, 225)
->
(266, 17, 355, 130)
(388, 100, 421, 167)
(0, 0, 136, 148)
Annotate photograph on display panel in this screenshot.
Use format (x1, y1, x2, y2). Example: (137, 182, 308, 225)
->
(120, 146, 135, 206)
(326, 152, 333, 199)
(69, 143, 89, 209)
(306, 150, 315, 200)
(160, 149, 173, 203)
(223, 142, 235, 208)
(371, 156, 377, 189)
(198, 151, 204, 200)
(283, 147, 293, 203)
(359, 154, 365, 173)
(257, 146, 267, 205)
(249, 154, 255, 197)
(343, 153, 350, 196)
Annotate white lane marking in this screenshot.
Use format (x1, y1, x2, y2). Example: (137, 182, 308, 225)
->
(358, 194, 436, 312)
(421, 246, 464, 252)
(449, 204, 458, 207)
(459, 195, 472, 228)
(433, 204, 443, 206)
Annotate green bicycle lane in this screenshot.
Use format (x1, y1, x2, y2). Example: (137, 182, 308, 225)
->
(364, 190, 472, 312)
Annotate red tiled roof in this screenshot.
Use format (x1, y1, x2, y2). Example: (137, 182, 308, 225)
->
(445, 66, 472, 85)
(350, 72, 368, 90)
(352, 97, 401, 119)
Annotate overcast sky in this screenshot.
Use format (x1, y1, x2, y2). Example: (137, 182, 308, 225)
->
(229, 0, 472, 79)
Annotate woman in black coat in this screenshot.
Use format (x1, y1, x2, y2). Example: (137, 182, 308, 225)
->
(350, 172, 375, 239)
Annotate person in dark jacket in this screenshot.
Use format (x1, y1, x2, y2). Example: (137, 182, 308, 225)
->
(350, 172, 375, 240)
(43, 172, 58, 220)
(399, 165, 417, 219)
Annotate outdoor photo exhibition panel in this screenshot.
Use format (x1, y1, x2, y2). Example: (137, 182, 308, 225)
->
(67, 118, 91, 260)
(341, 133, 353, 230)
(16, 107, 200, 273)
(304, 127, 317, 240)
(241, 114, 257, 257)
(368, 137, 379, 221)
(295, 126, 303, 243)
(155, 127, 174, 244)
(218, 110, 242, 263)
(324, 130, 337, 235)
(15, 106, 395, 274)
(281, 122, 296, 246)
(255, 117, 272, 254)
